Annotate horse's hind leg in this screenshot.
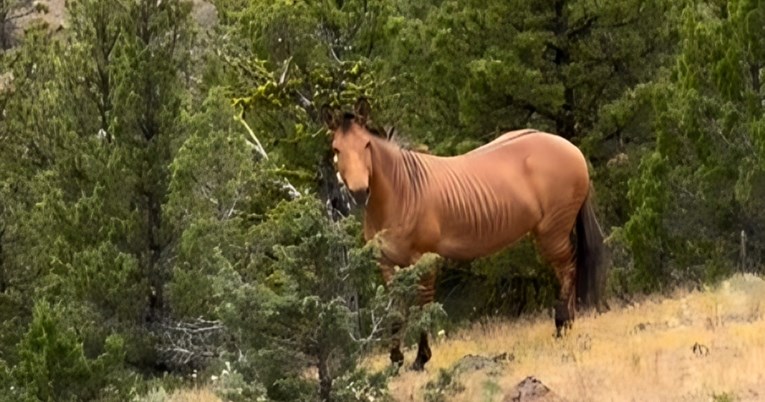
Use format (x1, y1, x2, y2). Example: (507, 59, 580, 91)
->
(534, 222, 577, 337)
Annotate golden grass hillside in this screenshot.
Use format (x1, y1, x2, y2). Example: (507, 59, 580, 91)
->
(162, 273, 765, 401)
(365, 273, 765, 401)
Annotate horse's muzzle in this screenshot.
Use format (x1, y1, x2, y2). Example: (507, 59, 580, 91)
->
(349, 188, 370, 206)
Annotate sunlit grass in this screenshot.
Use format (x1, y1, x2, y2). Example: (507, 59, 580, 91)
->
(165, 387, 222, 402)
(366, 273, 765, 401)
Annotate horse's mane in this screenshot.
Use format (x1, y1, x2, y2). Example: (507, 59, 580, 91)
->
(341, 112, 424, 153)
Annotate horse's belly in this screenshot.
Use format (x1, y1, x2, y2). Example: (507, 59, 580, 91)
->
(429, 185, 540, 260)
(434, 223, 532, 261)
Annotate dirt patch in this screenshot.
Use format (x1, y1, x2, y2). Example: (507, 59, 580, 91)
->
(191, 0, 218, 32)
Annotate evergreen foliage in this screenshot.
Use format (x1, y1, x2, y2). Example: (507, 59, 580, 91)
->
(0, 0, 763, 400)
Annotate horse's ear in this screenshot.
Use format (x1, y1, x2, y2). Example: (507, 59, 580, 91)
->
(320, 104, 339, 131)
(354, 97, 371, 126)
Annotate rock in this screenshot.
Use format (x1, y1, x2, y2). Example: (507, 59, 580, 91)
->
(191, 0, 218, 32)
(502, 376, 566, 402)
(451, 353, 511, 376)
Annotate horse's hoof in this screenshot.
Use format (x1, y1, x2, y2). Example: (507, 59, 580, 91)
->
(554, 319, 572, 338)
(388, 361, 403, 376)
(390, 349, 404, 366)
(410, 359, 426, 372)
(409, 351, 430, 372)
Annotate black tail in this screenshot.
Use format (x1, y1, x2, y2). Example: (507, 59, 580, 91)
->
(575, 185, 609, 311)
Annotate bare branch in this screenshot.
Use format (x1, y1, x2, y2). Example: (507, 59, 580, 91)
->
(295, 90, 312, 109)
(234, 112, 268, 160)
(278, 56, 292, 86)
(349, 297, 393, 345)
(223, 195, 239, 220)
(234, 110, 302, 200)
(280, 181, 301, 199)
(329, 45, 342, 64)
(155, 317, 228, 370)
(7, 8, 37, 22)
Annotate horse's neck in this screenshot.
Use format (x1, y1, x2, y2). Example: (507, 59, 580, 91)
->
(365, 137, 425, 233)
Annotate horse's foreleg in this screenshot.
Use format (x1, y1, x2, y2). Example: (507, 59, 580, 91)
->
(535, 227, 577, 337)
(380, 263, 405, 368)
(389, 320, 405, 367)
(411, 266, 437, 371)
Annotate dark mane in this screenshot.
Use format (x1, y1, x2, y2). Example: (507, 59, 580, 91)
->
(341, 112, 388, 140)
(340, 111, 429, 154)
(341, 112, 356, 132)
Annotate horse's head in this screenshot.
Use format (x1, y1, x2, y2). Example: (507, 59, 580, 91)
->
(321, 98, 374, 206)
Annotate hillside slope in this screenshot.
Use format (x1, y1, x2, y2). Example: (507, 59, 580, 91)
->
(365, 274, 765, 401)
(6, 0, 217, 43)
(162, 274, 765, 401)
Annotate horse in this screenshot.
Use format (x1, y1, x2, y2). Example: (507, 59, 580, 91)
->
(321, 98, 608, 371)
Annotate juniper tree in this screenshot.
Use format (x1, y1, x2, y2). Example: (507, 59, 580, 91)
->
(623, 0, 765, 291)
(0, 0, 198, 397)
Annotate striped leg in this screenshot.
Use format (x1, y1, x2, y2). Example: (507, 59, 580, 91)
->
(411, 266, 437, 371)
(535, 222, 577, 337)
(380, 263, 405, 368)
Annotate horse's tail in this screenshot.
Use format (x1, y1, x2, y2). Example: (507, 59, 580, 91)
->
(575, 184, 608, 311)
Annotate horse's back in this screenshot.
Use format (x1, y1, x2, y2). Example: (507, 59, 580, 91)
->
(424, 130, 589, 259)
(479, 130, 591, 236)
(466, 129, 540, 156)
(464, 130, 587, 181)
(481, 129, 589, 203)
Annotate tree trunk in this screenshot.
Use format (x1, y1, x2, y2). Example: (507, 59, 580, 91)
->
(145, 188, 164, 320)
(0, 226, 5, 292)
(318, 346, 333, 402)
(552, 0, 576, 141)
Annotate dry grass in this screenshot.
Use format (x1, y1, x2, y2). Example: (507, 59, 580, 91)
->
(165, 387, 222, 402)
(364, 273, 765, 402)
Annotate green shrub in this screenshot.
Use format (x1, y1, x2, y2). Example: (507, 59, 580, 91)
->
(10, 300, 136, 402)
